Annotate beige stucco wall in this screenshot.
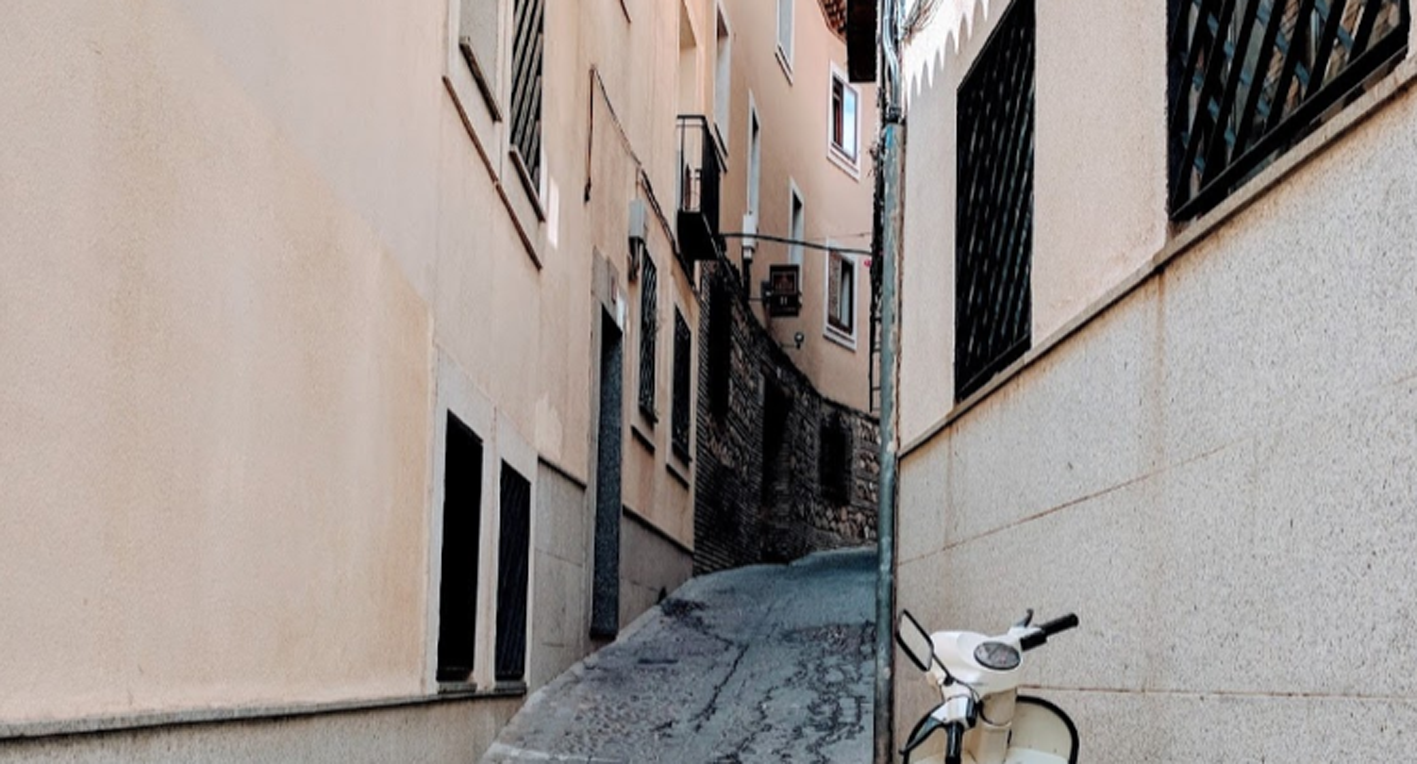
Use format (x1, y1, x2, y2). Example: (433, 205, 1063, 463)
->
(716, 0, 879, 413)
(0, 0, 698, 746)
(896, 3, 1417, 758)
(0, 1, 433, 723)
(899, 0, 1168, 443)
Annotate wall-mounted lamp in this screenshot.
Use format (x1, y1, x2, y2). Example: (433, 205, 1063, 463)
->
(627, 199, 647, 282)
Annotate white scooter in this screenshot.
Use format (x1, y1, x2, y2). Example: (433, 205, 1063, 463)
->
(895, 609, 1080, 764)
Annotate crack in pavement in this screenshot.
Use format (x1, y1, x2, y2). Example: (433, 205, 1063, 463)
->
(482, 548, 875, 764)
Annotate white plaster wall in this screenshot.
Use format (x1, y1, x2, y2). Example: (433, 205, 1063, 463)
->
(896, 61, 1417, 761)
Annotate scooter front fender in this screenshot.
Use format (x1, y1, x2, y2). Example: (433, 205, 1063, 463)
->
(902, 696, 1078, 764)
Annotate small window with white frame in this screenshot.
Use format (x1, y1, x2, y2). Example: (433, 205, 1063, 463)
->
(825, 250, 856, 345)
(828, 65, 860, 170)
(776, 0, 794, 74)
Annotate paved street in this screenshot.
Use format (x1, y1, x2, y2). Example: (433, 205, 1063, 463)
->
(482, 548, 876, 764)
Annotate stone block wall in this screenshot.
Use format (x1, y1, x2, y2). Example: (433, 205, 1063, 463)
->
(694, 261, 878, 574)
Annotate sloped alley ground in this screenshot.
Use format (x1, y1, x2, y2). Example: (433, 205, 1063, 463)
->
(482, 549, 875, 764)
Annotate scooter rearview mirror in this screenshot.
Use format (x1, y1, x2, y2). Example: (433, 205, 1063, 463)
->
(895, 609, 936, 673)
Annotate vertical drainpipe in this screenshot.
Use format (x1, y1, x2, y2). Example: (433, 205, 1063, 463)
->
(872, 0, 905, 762)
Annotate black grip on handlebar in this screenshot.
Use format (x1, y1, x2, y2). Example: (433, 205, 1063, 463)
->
(1040, 613, 1079, 635)
(1020, 613, 1079, 651)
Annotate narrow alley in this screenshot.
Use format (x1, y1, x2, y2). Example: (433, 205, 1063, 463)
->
(483, 549, 874, 764)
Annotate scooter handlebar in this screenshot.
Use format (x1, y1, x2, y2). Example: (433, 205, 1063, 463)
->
(1019, 613, 1079, 651)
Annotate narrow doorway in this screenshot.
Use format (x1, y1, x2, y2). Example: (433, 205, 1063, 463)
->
(591, 311, 624, 639)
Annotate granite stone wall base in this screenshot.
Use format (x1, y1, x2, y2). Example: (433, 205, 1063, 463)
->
(694, 261, 879, 574)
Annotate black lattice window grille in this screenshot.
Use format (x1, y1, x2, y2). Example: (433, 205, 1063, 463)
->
(639, 255, 659, 421)
(818, 414, 853, 506)
(708, 278, 733, 418)
(494, 462, 531, 683)
(509, 0, 544, 188)
(672, 309, 693, 460)
(1170, 0, 1410, 219)
(955, 0, 1035, 403)
(437, 413, 483, 683)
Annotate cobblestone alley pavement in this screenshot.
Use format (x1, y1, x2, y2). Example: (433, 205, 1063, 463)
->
(482, 548, 875, 764)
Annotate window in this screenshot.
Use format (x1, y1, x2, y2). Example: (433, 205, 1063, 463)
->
(1168, 0, 1410, 219)
(437, 413, 483, 683)
(458, 0, 502, 118)
(715, 8, 732, 140)
(494, 462, 531, 683)
(776, 0, 794, 70)
(672, 309, 693, 460)
(955, 0, 1034, 402)
(829, 67, 860, 164)
(826, 251, 856, 342)
(747, 98, 762, 217)
(509, 0, 544, 188)
(639, 255, 659, 420)
(788, 185, 805, 265)
(709, 278, 733, 418)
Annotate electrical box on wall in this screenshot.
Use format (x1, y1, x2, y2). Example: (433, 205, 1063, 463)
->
(627, 199, 647, 282)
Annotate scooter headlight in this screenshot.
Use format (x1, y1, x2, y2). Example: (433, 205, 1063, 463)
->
(973, 640, 1021, 671)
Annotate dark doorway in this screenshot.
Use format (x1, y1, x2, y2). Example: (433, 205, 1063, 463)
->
(591, 311, 624, 639)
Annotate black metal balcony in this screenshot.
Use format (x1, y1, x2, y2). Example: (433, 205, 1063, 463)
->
(676, 115, 724, 265)
(1169, 0, 1410, 219)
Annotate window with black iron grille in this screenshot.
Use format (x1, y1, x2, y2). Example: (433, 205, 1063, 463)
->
(437, 413, 483, 683)
(955, 0, 1035, 403)
(494, 462, 531, 683)
(639, 256, 659, 421)
(819, 414, 852, 506)
(672, 309, 693, 460)
(709, 278, 733, 418)
(1170, 0, 1410, 219)
(509, 0, 544, 188)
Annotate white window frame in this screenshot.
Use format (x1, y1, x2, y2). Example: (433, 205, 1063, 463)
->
(826, 63, 862, 178)
(823, 248, 858, 348)
(443, 0, 547, 263)
(788, 182, 805, 266)
(776, 0, 794, 79)
(426, 351, 538, 694)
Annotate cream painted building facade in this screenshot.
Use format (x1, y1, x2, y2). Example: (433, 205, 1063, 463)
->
(715, 0, 880, 413)
(893, 0, 1417, 760)
(0, 0, 770, 760)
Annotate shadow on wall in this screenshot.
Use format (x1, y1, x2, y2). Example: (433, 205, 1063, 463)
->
(692, 260, 880, 575)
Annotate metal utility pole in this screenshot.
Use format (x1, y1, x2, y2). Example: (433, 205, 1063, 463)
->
(872, 0, 906, 762)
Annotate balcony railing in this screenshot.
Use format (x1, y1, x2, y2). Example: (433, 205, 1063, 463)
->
(676, 115, 724, 266)
(1170, 0, 1410, 219)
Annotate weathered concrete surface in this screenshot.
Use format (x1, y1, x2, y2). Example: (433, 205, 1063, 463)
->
(482, 548, 875, 764)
